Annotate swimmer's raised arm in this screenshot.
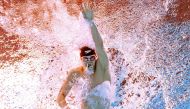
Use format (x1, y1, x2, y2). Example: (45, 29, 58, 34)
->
(56, 69, 81, 107)
(82, 3, 109, 71)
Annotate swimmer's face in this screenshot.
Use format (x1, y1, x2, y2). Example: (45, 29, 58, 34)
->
(81, 55, 97, 70)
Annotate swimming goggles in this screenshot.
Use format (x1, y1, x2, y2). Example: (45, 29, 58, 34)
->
(81, 55, 97, 61)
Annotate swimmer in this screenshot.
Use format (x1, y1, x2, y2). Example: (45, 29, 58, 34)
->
(57, 2, 111, 109)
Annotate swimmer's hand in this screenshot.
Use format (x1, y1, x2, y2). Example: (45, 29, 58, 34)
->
(81, 3, 93, 22)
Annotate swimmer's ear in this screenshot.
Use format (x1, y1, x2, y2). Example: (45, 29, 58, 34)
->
(80, 56, 85, 61)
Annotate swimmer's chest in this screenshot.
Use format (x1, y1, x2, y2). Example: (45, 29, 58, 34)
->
(81, 72, 104, 88)
(91, 65, 105, 87)
(79, 65, 106, 88)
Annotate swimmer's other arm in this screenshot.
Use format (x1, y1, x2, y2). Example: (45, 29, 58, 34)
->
(90, 21, 111, 81)
(82, 3, 111, 81)
(81, 3, 108, 69)
(56, 69, 80, 107)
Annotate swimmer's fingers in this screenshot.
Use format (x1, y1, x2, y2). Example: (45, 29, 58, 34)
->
(81, 3, 86, 15)
(81, 2, 93, 21)
(82, 2, 91, 11)
(86, 2, 90, 9)
(81, 3, 89, 15)
(81, 3, 87, 11)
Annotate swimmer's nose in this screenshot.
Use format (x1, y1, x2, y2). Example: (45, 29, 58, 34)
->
(87, 58, 91, 61)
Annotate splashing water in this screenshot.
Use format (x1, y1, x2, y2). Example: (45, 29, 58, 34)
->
(0, 0, 190, 109)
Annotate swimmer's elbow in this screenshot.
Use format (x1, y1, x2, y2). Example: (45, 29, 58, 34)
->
(56, 95, 66, 108)
(57, 101, 66, 108)
(56, 89, 67, 106)
(56, 94, 62, 104)
(56, 98, 62, 107)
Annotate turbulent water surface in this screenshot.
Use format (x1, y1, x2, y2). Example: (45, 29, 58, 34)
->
(0, 0, 190, 109)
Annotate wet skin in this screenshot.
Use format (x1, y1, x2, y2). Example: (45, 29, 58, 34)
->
(56, 2, 111, 108)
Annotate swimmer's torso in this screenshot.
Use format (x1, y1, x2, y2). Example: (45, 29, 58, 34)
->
(79, 62, 110, 89)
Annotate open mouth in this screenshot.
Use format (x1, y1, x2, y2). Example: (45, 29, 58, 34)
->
(87, 64, 93, 68)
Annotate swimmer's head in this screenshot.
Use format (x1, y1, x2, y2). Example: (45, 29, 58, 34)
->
(80, 46, 96, 57)
(80, 46, 97, 71)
